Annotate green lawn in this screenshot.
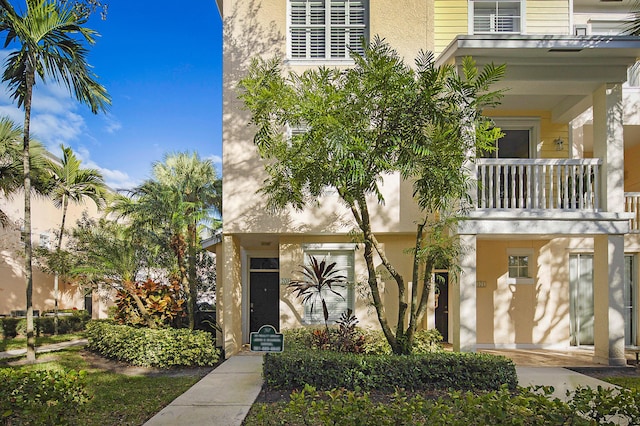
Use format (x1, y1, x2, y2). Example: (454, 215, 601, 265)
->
(0, 346, 207, 425)
(604, 376, 640, 391)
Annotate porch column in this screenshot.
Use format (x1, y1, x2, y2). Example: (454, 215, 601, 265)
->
(452, 234, 477, 352)
(593, 234, 626, 366)
(592, 83, 624, 213)
(217, 235, 243, 358)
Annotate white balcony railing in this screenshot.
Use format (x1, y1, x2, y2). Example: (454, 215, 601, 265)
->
(625, 193, 640, 232)
(476, 159, 601, 211)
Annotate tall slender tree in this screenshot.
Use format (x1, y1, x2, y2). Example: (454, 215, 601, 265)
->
(0, 0, 110, 361)
(47, 144, 106, 333)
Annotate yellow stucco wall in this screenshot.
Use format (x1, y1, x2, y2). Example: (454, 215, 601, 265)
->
(625, 144, 640, 192)
(476, 238, 572, 347)
(0, 192, 106, 318)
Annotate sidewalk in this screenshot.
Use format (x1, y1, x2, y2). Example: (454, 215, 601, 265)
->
(517, 366, 618, 400)
(143, 353, 264, 426)
(0, 338, 88, 359)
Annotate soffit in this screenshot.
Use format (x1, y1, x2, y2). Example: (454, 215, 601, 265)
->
(437, 35, 640, 120)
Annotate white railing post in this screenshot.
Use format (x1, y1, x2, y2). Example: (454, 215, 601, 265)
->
(475, 158, 602, 212)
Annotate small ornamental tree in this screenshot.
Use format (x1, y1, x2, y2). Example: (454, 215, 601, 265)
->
(240, 37, 504, 354)
(114, 278, 186, 328)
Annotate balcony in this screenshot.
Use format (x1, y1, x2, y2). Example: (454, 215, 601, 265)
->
(476, 159, 601, 211)
(625, 193, 640, 233)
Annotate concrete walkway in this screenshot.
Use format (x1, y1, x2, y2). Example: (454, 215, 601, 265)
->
(0, 338, 87, 359)
(517, 366, 618, 401)
(143, 354, 264, 426)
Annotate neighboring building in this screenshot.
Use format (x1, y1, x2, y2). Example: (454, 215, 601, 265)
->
(214, 0, 640, 365)
(0, 157, 110, 319)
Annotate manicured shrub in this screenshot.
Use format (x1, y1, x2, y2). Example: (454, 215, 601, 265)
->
(1, 310, 90, 338)
(85, 320, 220, 368)
(263, 350, 517, 392)
(282, 327, 443, 355)
(0, 369, 89, 425)
(250, 384, 640, 426)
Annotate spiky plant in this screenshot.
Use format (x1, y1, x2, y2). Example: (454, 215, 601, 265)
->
(288, 255, 347, 330)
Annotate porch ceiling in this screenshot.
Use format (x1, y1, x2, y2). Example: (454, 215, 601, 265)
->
(437, 35, 640, 122)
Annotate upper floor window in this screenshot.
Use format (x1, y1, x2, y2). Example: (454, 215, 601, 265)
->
(289, 0, 368, 61)
(470, 0, 522, 34)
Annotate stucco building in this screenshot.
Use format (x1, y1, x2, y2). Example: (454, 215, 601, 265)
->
(214, 0, 640, 365)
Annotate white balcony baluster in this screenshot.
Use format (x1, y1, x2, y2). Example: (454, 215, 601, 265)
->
(476, 159, 602, 211)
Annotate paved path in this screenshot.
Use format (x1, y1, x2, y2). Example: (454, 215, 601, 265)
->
(143, 354, 264, 426)
(0, 338, 87, 359)
(517, 366, 618, 401)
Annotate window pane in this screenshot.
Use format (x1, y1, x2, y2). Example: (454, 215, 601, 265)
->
(497, 129, 530, 159)
(303, 250, 354, 324)
(310, 28, 326, 58)
(250, 258, 280, 270)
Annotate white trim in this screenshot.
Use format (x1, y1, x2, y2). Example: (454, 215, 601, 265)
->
(491, 117, 541, 158)
(242, 249, 279, 343)
(506, 247, 535, 284)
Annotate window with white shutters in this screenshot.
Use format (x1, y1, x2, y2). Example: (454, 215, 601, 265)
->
(302, 246, 355, 324)
(470, 0, 522, 34)
(289, 0, 368, 61)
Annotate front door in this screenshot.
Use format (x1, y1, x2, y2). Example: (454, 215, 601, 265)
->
(625, 255, 636, 346)
(434, 272, 449, 341)
(249, 257, 280, 333)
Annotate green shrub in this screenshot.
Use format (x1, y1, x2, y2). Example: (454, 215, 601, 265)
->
(85, 320, 220, 368)
(282, 327, 443, 355)
(1, 311, 90, 338)
(263, 350, 517, 392)
(250, 384, 640, 425)
(0, 369, 89, 425)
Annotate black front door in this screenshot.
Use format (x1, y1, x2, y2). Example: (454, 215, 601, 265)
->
(250, 270, 280, 333)
(434, 272, 449, 342)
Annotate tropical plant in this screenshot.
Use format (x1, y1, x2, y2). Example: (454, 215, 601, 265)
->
(110, 151, 221, 329)
(0, 0, 110, 361)
(626, 0, 640, 35)
(239, 37, 504, 354)
(0, 116, 49, 228)
(114, 278, 186, 328)
(69, 217, 160, 328)
(288, 256, 348, 330)
(46, 144, 106, 333)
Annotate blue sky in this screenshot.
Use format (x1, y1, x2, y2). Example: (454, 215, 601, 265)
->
(0, 1, 223, 190)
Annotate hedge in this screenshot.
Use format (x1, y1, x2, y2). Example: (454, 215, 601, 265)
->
(0, 311, 90, 338)
(0, 369, 89, 425)
(85, 320, 220, 368)
(263, 350, 517, 392)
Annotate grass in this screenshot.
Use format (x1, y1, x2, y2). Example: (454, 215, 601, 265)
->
(604, 376, 640, 390)
(0, 345, 208, 425)
(0, 333, 85, 352)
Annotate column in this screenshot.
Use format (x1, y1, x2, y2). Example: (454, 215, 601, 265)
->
(592, 83, 624, 213)
(217, 235, 243, 358)
(453, 234, 477, 352)
(593, 234, 626, 366)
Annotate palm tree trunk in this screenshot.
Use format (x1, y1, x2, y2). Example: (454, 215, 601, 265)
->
(53, 196, 68, 335)
(187, 222, 198, 330)
(23, 67, 35, 362)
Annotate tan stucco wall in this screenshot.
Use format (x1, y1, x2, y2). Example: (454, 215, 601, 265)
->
(221, 0, 430, 237)
(476, 238, 572, 347)
(0, 192, 105, 317)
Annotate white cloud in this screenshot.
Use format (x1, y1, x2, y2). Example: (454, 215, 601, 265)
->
(103, 114, 122, 134)
(205, 154, 222, 165)
(74, 146, 138, 190)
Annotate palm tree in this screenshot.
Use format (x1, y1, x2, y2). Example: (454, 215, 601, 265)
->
(0, 0, 110, 361)
(111, 152, 221, 329)
(47, 144, 106, 333)
(626, 0, 640, 35)
(0, 117, 49, 227)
